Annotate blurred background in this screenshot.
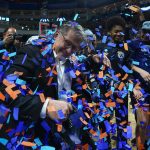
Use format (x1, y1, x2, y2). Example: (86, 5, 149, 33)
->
(0, 0, 149, 42)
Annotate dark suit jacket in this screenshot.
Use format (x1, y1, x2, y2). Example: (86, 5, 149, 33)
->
(2, 42, 99, 119)
(0, 43, 101, 149)
(1, 44, 61, 121)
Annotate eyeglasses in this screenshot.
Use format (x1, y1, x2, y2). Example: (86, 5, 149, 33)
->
(60, 32, 78, 51)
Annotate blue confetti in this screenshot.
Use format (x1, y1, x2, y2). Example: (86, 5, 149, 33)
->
(107, 43, 116, 47)
(0, 49, 6, 53)
(6, 74, 18, 82)
(41, 146, 55, 150)
(127, 126, 132, 139)
(11, 136, 17, 144)
(122, 65, 131, 73)
(15, 121, 24, 134)
(41, 45, 52, 56)
(15, 78, 26, 85)
(102, 36, 107, 44)
(78, 99, 83, 110)
(22, 54, 27, 64)
(8, 52, 16, 58)
(0, 138, 8, 145)
(34, 138, 43, 146)
(0, 65, 3, 72)
(97, 141, 108, 149)
(132, 61, 139, 65)
(69, 70, 76, 78)
(73, 13, 79, 21)
(132, 28, 138, 34)
(104, 120, 112, 133)
(128, 83, 133, 92)
(57, 110, 65, 119)
(41, 120, 51, 132)
(13, 107, 19, 120)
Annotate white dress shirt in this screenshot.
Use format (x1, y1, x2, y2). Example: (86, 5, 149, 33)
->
(40, 51, 72, 118)
(40, 51, 81, 145)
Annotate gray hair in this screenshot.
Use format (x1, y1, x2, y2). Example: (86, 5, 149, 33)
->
(59, 21, 87, 44)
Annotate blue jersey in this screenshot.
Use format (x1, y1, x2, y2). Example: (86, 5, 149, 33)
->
(130, 40, 150, 73)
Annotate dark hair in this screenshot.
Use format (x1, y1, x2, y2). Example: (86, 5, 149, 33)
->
(3, 27, 16, 34)
(106, 16, 126, 32)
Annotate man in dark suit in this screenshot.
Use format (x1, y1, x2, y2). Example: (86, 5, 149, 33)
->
(0, 22, 90, 149)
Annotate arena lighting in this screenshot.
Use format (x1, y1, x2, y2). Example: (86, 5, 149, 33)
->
(0, 16, 9, 22)
(56, 17, 66, 22)
(40, 18, 50, 23)
(125, 13, 133, 17)
(6, 18, 9, 21)
(56, 17, 66, 26)
(141, 6, 150, 12)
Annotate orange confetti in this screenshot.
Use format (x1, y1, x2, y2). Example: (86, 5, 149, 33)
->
(75, 70, 81, 76)
(84, 112, 90, 119)
(88, 103, 94, 107)
(82, 143, 89, 150)
(106, 102, 116, 107)
(98, 71, 103, 78)
(89, 129, 97, 136)
(46, 67, 51, 72)
(94, 108, 100, 113)
(116, 98, 124, 104)
(104, 114, 110, 118)
(14, 71, 23, 76)
(82, 98, 86, 103)
(135, 85, 141, 90)
(39, 93, 45, 103)
(47, 77, 53, 86)
(108, 99, 112, 102)
(0, 124, 3, 130)
(137, 136, 145, 150)
(115, 73, 121, 77)
(0, 92, 5, 101)
(124, 43, 128, 51)
(52, 70, 57, 75)
(79, 117, 88, 125)
(2, 79, 11, 86)
(52, 65, 57, 75)
(21, 85, 27, 90)
(122, 74, 128, 81)
(100, 132, 108, 139)
(118, 82, 125, 91)
(82, 84, 87, 90)
(2, 56, 10, 60)
(120, 120, 127, 126)
(5, 84, 21, 100)
(105, 90, 112, 97)
(147, 112, 150, 115)
(57, 124, 62, 132)
(21, 141, 36, 147)
(71, 93, 78, 102)
(28, 89, 33, 95)
(128, 80, 133, 83)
